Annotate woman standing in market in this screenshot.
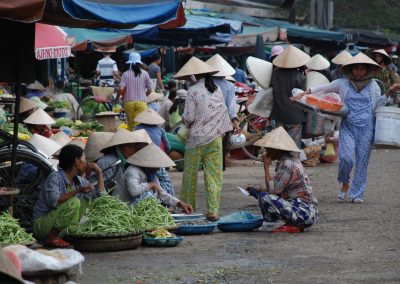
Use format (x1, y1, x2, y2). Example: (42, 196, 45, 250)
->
(148, 53, 165, 92)
(293, 53, 395, 203)
(174, 57, 232, 221)
(33, 144, 105, 247)
(116, 52, 152, 130)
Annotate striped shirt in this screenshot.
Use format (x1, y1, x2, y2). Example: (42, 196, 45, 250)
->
(96, 57, 118, 79)
(120, 70, 152, 102)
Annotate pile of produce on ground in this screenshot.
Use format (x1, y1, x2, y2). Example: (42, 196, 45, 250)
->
(0, 212, 35, 245)
(67, 195, 144, 235)
(131, 197, 176, 230)
(144, 228, 175, 239)
(1, 122, 31, 141)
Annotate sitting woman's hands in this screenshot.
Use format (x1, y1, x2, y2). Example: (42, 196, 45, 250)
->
(177, 201, 193, 214)
(149, 182, 163, 195)
(261, 152, 272, 167)
(77, 185, 93, 194)
(86, 162, 102, 175)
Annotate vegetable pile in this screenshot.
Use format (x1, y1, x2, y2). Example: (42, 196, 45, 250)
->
(131, 197, 176, 230)
(1, 123, 31, 141)
(48, 100, 71, 109)
(67, 195, 144, 235)
(0, 212, 36, 245)
(54, 118, 74, 128)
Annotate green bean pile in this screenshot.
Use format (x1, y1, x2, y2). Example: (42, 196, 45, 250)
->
(67, 195, 144, 236)
(0, 212, 35, 245)
(131, 197, 176, 230)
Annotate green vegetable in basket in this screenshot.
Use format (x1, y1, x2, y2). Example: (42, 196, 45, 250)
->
(131, 197, 176, 230)
(0, 212, 36, 245)
(48, 100, 71, 109)
(2, 122, 31, 135)
(55, 118, 74, 127)
(72, 121, 104, 131)
(66, 195, 144, 235)
(81, 99, 106, 115)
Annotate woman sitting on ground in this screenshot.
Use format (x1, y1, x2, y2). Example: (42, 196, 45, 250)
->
(123, 144, 193, 213)
(32, 144, 105, 247)
(245, 127, 318, 233)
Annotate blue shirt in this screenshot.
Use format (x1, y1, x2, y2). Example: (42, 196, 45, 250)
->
(214, 78, 237, 120)
(135, 124, 170, 152)
(26, 90, 46, 99)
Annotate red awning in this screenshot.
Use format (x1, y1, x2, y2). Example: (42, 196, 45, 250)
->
(35, 23, 71, 60)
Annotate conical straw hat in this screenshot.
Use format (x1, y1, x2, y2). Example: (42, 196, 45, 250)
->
(29, 134, 62, 157)
(272, 45, 310, 69)
(84, 132, 113, 161)
(341, 52, 381, 73)
(206, 54, 235, 77)
(372, 49, 390, 59)
(225, 75, 236, 82)
(19, 98, 37, 113)
(101, 128, 152, 152)
(246, 56, 273, 89)
(127, 144, 176, 168)
(254, 126, 300, 152)
(306, 54, 330, 71)
(23, 108, 55, 125)
(173, 56, 218, 79)
(146, 92, 164, 103)
(53, 139, 86, 157)
(134, 109, 165, 125)
(27, 80, 45, 90)
(331, 50, 353, 65)
(50, 131, 72, 147)
(306, 71, 330, 89)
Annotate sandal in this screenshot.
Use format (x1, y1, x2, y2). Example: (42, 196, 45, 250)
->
(206, 213, 220, 221)
(46, 238, 73, 248)
(272, 224, 303, 233)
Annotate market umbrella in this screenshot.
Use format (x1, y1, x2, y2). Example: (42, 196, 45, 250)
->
(254, 34, 266, 60)
(35, 23, 71, 60)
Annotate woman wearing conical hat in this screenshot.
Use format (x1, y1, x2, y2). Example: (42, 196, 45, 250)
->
(123, 144, 193, 213)
(244, 127, 318, 232)
(23, 108, 55, 138)
(294, 52, 396, 203)
(174, 56, 233, 221)
(270, 45, 310, 148)
(371, 49, 399, 92)
(306, 53, 332, 81)
(331, 50, 353, 80)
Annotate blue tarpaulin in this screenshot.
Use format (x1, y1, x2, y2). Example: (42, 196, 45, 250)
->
(62, 0, 182, 26)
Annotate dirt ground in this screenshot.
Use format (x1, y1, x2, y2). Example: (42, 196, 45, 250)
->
(79, 148, 400, 284)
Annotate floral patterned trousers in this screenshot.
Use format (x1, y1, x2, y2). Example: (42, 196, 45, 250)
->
(180, 137, 223, 214)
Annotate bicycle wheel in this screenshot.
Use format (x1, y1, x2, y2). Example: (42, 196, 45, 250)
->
(0, 148, 54, 231)
(239, 114, 271, 161)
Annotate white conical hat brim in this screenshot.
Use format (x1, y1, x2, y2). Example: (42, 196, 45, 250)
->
(134, 109, 165, 125)
(254, 126, 300, 152)
(29, 134, 62, 157)
(331, 50, 353, 65)
(84, 132, 114, 161)
(246, 56, 273, 89)
(225, 75, 236, 82)
(272, 45, 310, 69)
(27, 80, 45, 90)
(101, 129, 152, 152)
(54, 140, 85, 157)
(146, 92, 164, 103)
(23, 108, 55, 125)
(54, 139, 86, 157)
(19, 98, 37, 113)
(306, 71, 330, 89)
(127, 144, 175, 168)
(306, 54, 330, 70)
(173, 56, 219, 79)
(372, 49, 390, 59)
(206, 54, 236, 77)
(50, 131, 72, 147)
(341, 52, 381, 72)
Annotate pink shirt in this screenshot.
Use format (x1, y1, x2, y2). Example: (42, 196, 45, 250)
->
(120, 70, 151, 102)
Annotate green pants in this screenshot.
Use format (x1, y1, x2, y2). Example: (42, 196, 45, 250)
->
(180, 137, 223, 214)
(33, 197, 88, 240)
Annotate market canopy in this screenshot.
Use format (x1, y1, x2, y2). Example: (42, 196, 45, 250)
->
(343, 29, 396, 47)
(0, 0, 186, 29)
(35, 23, 71, 60)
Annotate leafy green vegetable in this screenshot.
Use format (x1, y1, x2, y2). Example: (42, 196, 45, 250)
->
(48, 100, 71, 109)
(54, 118, 74, 127)
(0, 212, 35, 245)
(81, 99, 106, 115)
(2, 122, 31, 135)
(72, 121, 104, 131)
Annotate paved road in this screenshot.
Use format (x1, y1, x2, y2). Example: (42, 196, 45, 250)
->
(79, 148, 400, 284)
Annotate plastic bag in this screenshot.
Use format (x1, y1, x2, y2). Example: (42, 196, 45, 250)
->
(219, 211, 261, 223)
(248, 87, 273, 117)
(4, 245, 84, 273)
(324, 143, 336, 157)
(177, 124, 188, 143)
